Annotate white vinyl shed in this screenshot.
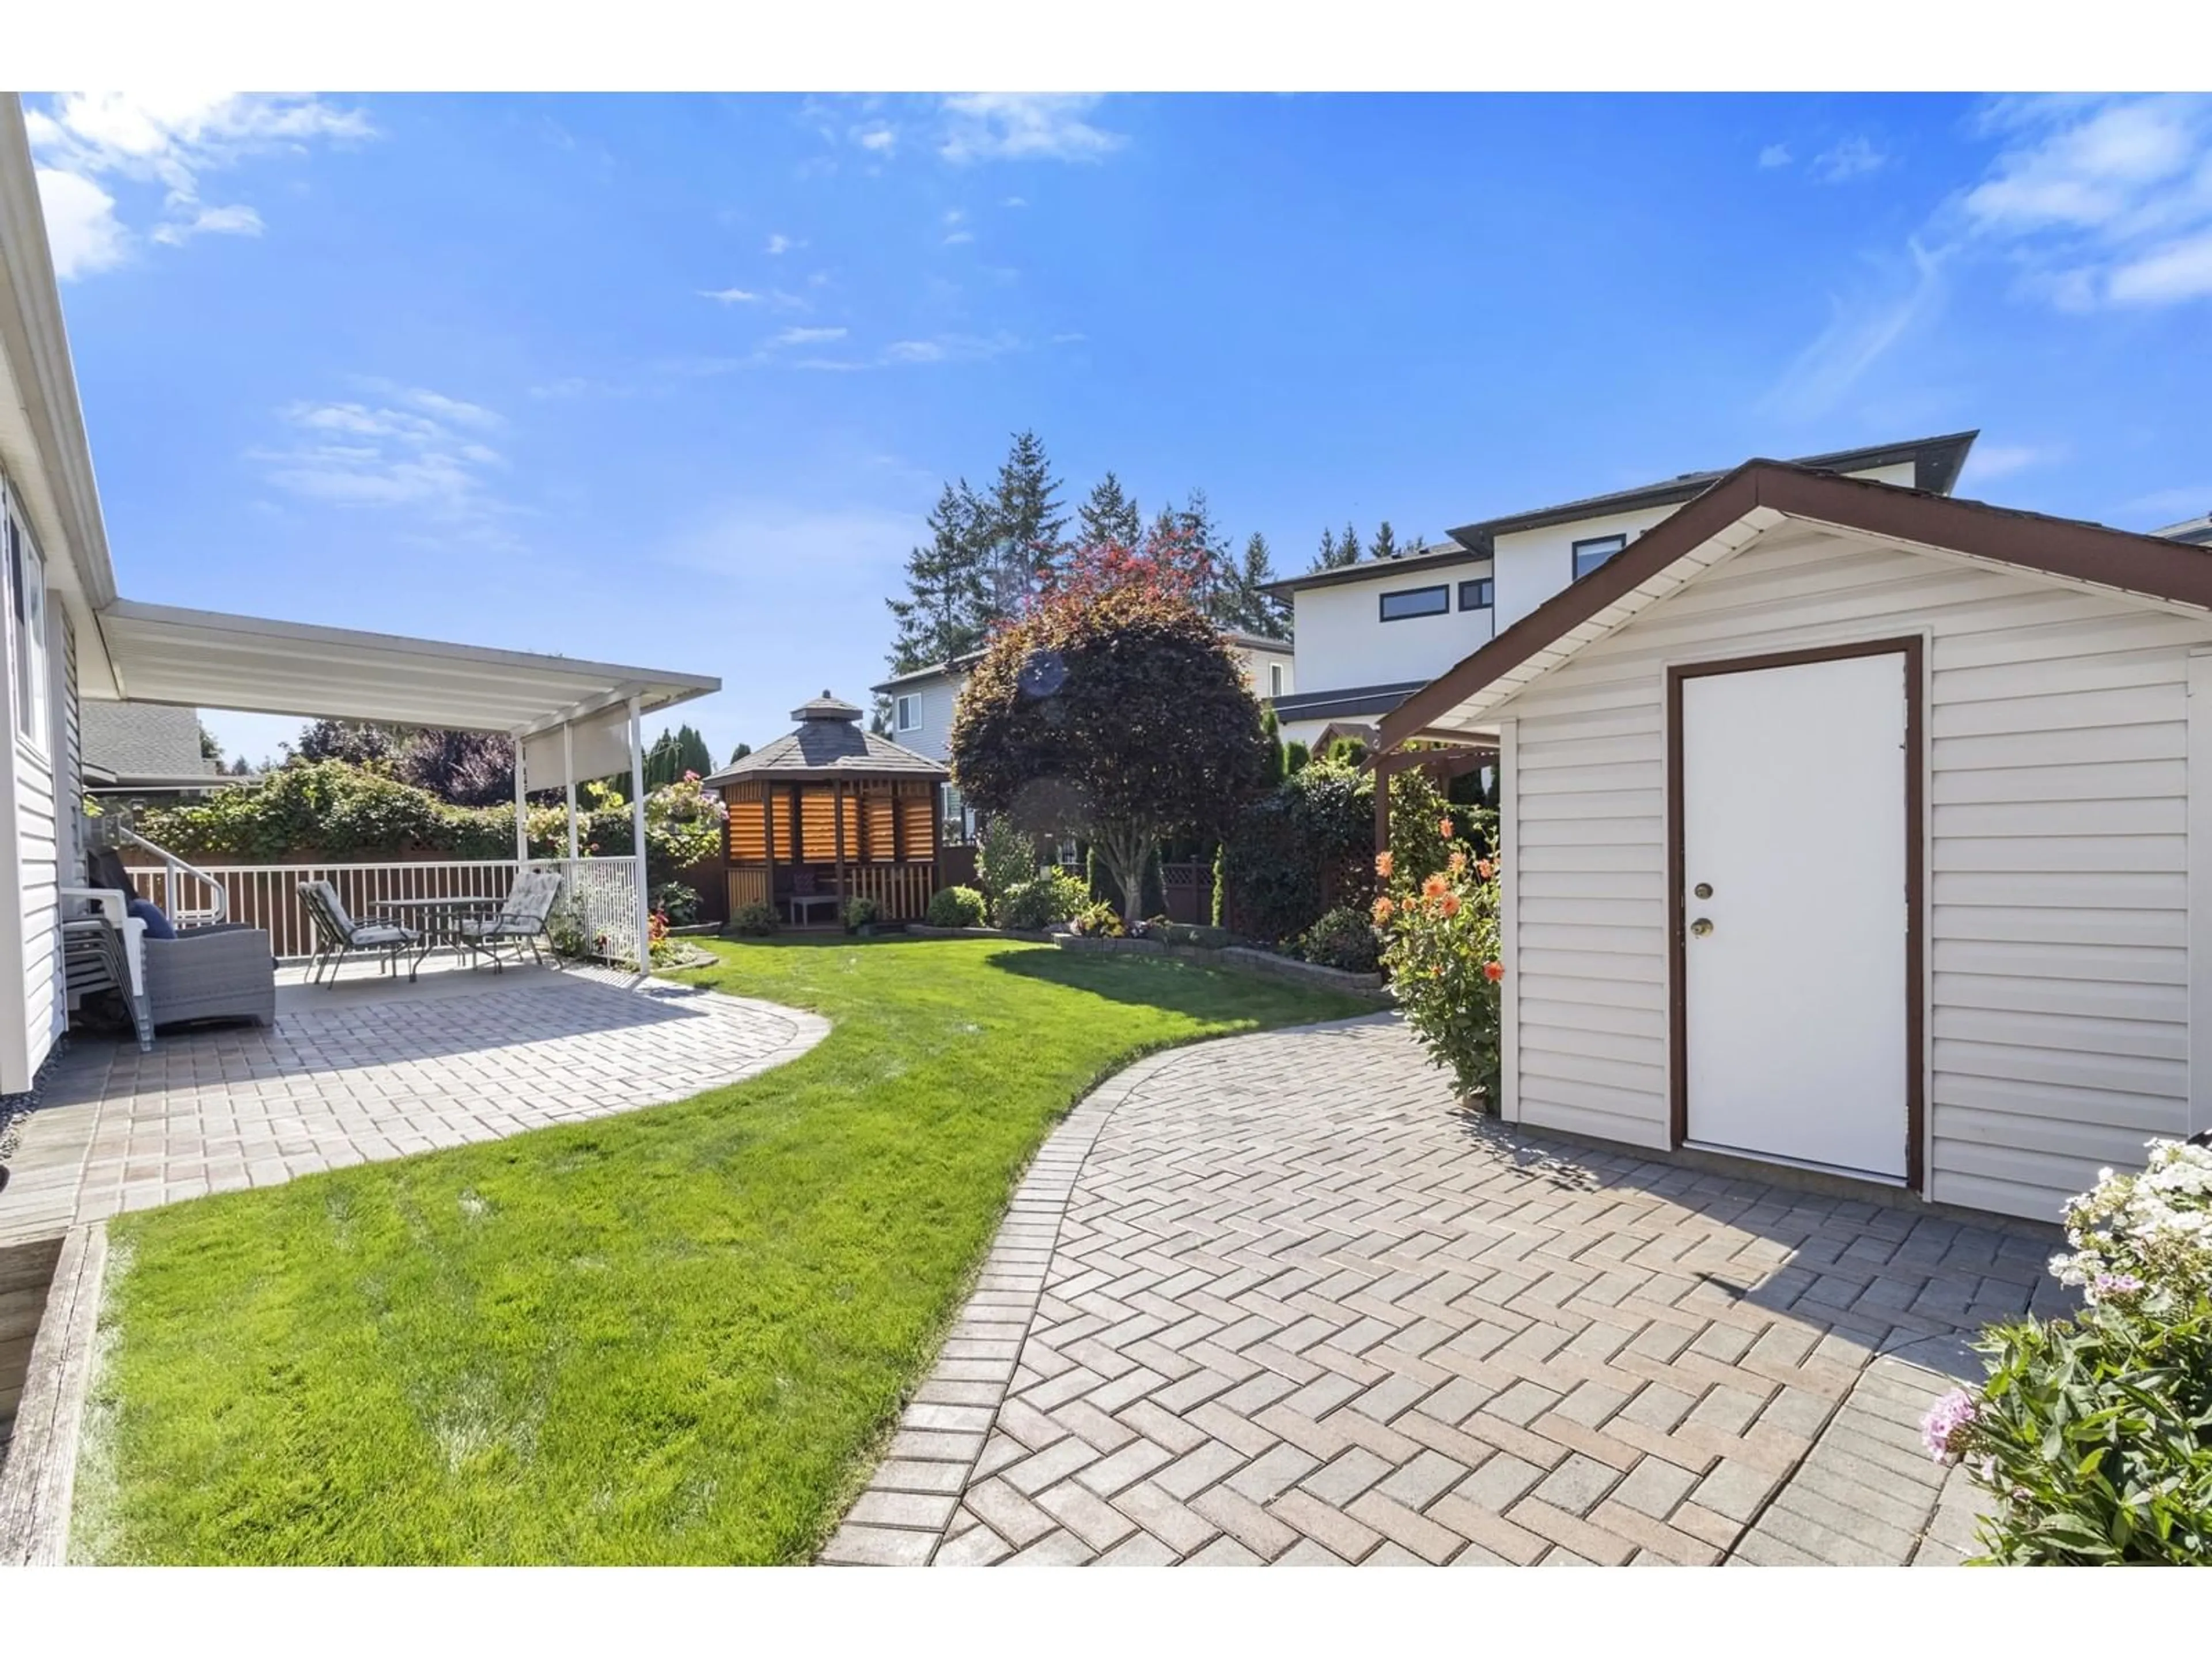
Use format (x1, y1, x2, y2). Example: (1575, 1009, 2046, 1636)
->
(1377, 461, 2212, 1226)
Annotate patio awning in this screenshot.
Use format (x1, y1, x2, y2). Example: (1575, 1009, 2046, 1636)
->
(90, 599, 719, 744)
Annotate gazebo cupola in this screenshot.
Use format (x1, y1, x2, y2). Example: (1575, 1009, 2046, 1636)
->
(704, 691, 950, 926)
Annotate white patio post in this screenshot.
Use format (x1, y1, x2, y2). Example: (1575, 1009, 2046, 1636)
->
(513, 733, 528, 868)
(628, 694, 649, 969)
(562, 721, 579, 862)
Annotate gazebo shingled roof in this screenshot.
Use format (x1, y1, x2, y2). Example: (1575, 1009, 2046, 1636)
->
(702, 690, 948, 786)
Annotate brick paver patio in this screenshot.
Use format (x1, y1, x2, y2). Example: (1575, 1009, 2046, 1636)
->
(828, 1014, 2066, 1567)
(0, 965, 827, 1247)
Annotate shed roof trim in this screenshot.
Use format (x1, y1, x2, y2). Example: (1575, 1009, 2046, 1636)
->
(1379, 461, 2212, 752)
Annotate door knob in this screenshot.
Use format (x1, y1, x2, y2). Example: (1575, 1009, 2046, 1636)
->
(1690, 918, 1714, 937)
(1693, 882, 1713, 900)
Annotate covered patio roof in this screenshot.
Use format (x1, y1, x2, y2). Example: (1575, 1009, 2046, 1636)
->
(91, 598, 719, 740)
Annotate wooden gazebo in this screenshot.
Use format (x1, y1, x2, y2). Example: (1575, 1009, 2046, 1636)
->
(706, 692, 950, 926)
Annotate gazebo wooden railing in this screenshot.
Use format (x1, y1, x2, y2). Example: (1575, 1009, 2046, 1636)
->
(722, 775, 940, 923)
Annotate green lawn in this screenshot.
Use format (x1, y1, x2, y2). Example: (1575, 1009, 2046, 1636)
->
(74, 938, 1367, 1563)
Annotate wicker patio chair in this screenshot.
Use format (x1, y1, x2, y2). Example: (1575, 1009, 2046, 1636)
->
(298, 879, 417, 985)
(71, 849, 275, 1032)
(453, 868, 565, 970)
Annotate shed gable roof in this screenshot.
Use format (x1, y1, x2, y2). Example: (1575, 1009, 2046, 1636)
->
(1380, 462, 2212, 750)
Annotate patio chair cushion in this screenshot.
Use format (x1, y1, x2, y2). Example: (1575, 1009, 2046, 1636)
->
(350, 921, 413, 947)
(128, 896, 177, 940)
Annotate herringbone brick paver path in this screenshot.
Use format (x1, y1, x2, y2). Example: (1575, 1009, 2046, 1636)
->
(827, 1014, 2066, 1567)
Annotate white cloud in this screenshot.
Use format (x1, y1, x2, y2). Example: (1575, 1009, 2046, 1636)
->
(771, 326, 848, 347)
(26, 92, 370, 277)
(882, 331, 1018, 365)
(252, 386, 509, 529)
(31, 167, 127, 278)
(765, 232, 801, 255)
(1959, 95, 2212, 310)
(1811, 137, 1887, 183)
(853, 124, 897, 155)
(2125, 484, 2212, 521)
(940, 94, 1125, 165)
(1002, 195, 1029, 208)
(944, 231, 975, 246)
(700, 286, 758, 304)
(1758, 143, 1792, 169)
(1959, 441, 2068, 487)
(2109, 229, 2212, 305)
(1761, 240, 1947, 421)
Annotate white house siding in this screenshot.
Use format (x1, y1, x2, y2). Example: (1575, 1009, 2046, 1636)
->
(889, 674, 963, 764)
(1291, 562, 1495, 692)
(1495, 518, 2212, 1224)
(1491, 506, 1680, 634)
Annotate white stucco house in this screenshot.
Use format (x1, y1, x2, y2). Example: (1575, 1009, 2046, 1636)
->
(1374, 459, 2212, 1225)
(874, 630, 1294, 835)
(1268, 434, 1977, 750)
(0, 98, 717, 1100)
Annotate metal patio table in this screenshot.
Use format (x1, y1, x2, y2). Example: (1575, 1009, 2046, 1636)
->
(372, 895, 505, 980)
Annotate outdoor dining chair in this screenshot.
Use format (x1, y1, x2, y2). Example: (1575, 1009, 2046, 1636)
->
(453, 868, 565, 970)
(299, 879, 418, 985)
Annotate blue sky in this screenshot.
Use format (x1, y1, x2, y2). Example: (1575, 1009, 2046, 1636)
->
(31, 91, 2212, 768)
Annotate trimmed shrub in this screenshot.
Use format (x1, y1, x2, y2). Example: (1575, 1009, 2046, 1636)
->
(975, 816, 1038, 913)
(999, 870, 1089, 932)
(728, 900, 779, 937)
(650, 881, 700, 926)
(843, 895, 880, 932)
(1929, 1141, 2212, 1564)
(1298, 906, 1380, 975)
(926, 886, 988, 929)
(1220, 760, 1373, 945)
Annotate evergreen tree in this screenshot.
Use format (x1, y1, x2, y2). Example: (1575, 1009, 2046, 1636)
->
(643, 724, 714, 789)
(1311, 525, 1357, 571)
(1340, 521, 1365, 564)
(728, 741, 753, 766)
(1175, 488, 1232, 622)
(1079, 471, 1143, 548)
(885, 481, 990, 676)
(1221, 532, 1290, 638)
(1370, 520, 1401, 563)
(979, 429, 1067, 617)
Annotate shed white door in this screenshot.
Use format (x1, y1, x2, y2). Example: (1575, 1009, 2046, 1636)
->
(1681, 650, 1910, 1179)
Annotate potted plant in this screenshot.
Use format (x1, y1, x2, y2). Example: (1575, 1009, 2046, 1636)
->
(843, 893, 880, 937)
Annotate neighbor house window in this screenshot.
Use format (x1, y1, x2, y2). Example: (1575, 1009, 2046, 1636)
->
(1269, 662, 1286, 698)
(1459, 578, 1494, 611)
(895, 694, 920, 733)
(7, 506, 47, 752)
(1572, 534, 1627, 581)
(1378, 584, 1449, 622)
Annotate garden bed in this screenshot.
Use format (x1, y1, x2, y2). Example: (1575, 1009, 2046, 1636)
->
(1050, 933, 1387, 995)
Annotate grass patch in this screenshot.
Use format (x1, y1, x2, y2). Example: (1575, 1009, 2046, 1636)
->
(77, 938, 1367, 1563)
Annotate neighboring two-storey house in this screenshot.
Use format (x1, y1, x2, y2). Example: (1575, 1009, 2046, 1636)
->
(1266, 433, 1979, 749)
(873, 631, 1296, 836)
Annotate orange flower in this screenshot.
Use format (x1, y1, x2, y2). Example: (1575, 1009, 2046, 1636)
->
(1476, 859, 1494, 881)
(1374, 850, 1394, 878)
(1421, 872, 1449, 901)
(1438, 817, 1455, 839)
(1439, 893, 1461, 918)
(1448, 850, 1467, 874)
(1372, 896, 1395, 924)
(1483, 960, 1504, 982)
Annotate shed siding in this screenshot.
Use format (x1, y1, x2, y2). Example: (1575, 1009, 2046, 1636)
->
(1497, 521, 2212, 1222)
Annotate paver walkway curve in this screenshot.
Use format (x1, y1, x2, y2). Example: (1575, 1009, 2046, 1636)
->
(0, 967, 829, 1246)
(828, 1013, 2066, 1566)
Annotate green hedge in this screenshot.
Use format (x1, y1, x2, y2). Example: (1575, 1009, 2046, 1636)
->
(129, 761, 724, 888)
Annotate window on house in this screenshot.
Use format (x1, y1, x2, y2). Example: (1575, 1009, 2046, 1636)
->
(1378, 584, 1449, 622)
(895, 694, 920, 733)
(1459, 578, 1494, 612)
(1268, 662, 1286, 698)
(1572, 534, 1628, 581)
(7, 507, 47, 752)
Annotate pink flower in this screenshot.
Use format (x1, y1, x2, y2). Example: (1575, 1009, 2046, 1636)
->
(1921, 1388, 1979, 1465)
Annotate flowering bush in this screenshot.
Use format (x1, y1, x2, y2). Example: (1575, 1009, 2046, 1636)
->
(1374, 827, 1503, 1105)
(1925, 1140, 2212, 1564)
(1070, 900, 1125, 938)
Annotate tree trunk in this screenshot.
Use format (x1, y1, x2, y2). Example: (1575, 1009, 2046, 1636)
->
(1096, 824, 1156, 927)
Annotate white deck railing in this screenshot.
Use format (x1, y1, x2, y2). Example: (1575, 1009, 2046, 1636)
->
(124, 856, 647, 967)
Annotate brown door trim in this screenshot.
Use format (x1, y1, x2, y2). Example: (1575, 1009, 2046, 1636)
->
(1665, 634, 1926, 1191)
